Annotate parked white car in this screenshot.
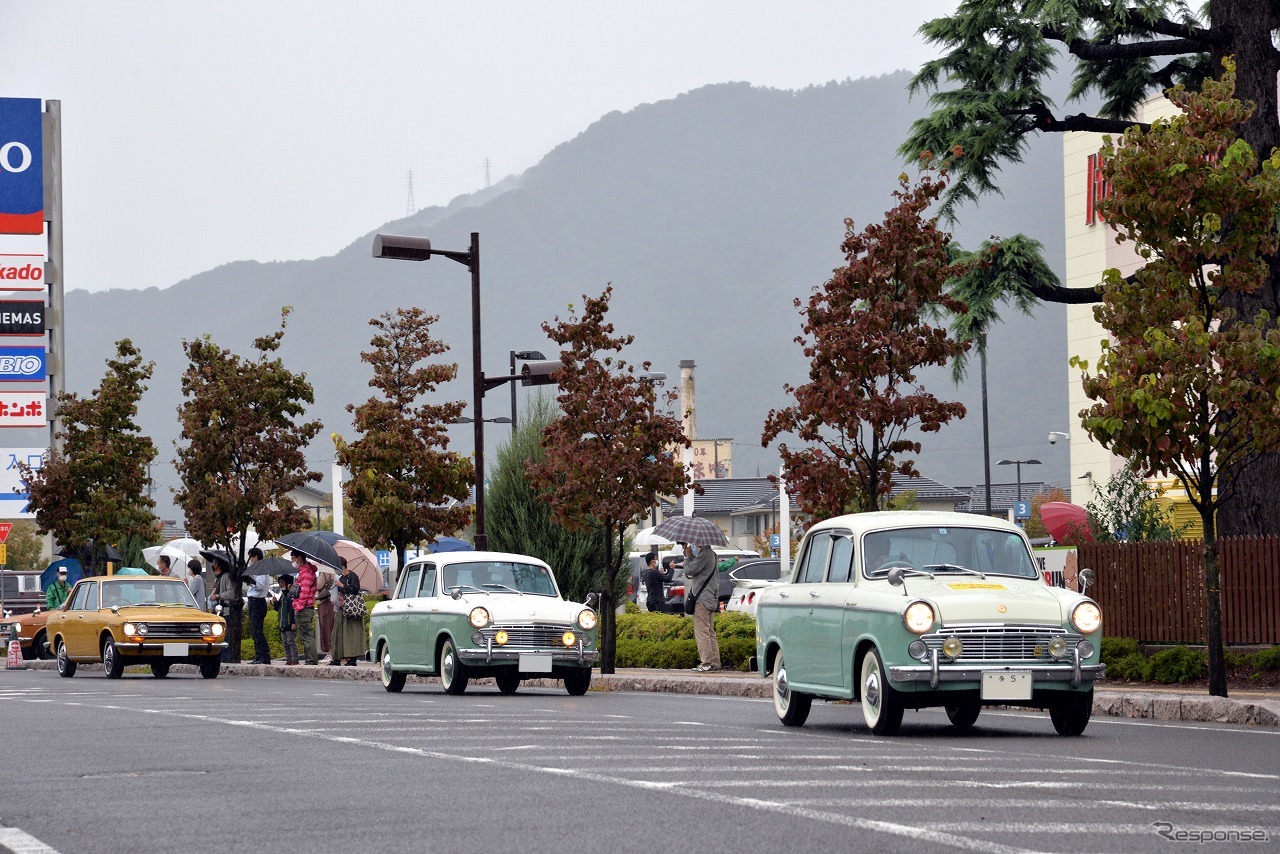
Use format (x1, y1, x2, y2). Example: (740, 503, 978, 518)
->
(724, 559, 784, 617)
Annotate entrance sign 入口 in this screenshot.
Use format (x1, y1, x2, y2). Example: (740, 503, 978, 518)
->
(0, 99, 44, 235)
(0, 448, 43, 519)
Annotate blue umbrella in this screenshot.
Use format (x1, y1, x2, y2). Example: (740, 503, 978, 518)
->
(428, 537, 473, 553)
(41, 558, 83, 589)
(114, 566, 150, 576)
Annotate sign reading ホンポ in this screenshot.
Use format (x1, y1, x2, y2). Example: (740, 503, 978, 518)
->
(0, 99, 43, 235)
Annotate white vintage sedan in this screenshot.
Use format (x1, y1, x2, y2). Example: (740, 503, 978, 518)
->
(754, 512, 1104, 736)
(370, 551, 598, 696)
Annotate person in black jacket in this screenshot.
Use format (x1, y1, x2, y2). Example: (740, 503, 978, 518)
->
(642, 553, 670, 613)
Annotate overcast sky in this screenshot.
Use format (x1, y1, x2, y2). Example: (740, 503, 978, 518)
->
(4, 2, 958, 294)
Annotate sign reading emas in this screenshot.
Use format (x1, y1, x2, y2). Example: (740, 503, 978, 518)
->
(0, 300, 44, 336)
(0, 254, 43, 291)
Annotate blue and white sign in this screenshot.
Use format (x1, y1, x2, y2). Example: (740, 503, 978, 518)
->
(0, 346, 44, 381)
(769, 534, 781, 548)
(0, 99, 43, 235)
(0, 447, 44, 519)
(376, 550, 391, 569)
(1015, 500, 1031, 520)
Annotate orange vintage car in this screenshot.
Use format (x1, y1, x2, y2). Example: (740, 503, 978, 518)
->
(45, 575, 227, 678)
(0, 607, 55, 660)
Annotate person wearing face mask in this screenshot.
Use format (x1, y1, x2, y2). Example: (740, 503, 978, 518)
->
(680, 542, 721, 671)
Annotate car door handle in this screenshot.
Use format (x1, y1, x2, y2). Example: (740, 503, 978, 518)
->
(808, 590, 821, 597)
(405, 603, 414, 608)
(778, 591, 789, 598)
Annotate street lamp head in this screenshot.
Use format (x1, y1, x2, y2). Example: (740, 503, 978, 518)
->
(512, 350, 545, 361)
(642, 371, 667, 383)
(373, 233, 433, 261)
(997, 458, 1042, 466)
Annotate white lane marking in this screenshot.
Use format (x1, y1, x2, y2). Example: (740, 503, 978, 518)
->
(694, 779, 1272, 794)
(924, 822, 1280, 835)
(0, 826, 61, 853)
(788, 798, 1279, 814)
(76, 701, 1048, 854)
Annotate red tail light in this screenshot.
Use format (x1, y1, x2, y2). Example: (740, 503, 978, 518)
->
(747, 592, 755, 604)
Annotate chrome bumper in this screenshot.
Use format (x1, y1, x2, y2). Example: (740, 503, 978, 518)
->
(121, 642, 227, 654)
(458, 638, 598, 667)
(890, 648, 1105, 689)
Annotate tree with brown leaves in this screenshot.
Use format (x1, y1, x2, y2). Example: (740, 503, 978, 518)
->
(526, 287, 690, 673)
(336, 307, 475, 570)
(762, 170, 972, 518)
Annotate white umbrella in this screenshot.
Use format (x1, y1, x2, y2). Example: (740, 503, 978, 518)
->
(144, 537, 205, 578)
(632, 526, 673, 548)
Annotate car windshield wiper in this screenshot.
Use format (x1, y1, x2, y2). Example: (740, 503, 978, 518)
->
(446, 585, 486, 598)
(481, 583, 522, 595)
(922, 563, 986, 579)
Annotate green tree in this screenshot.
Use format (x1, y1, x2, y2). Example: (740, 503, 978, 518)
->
(526, 287, 690, 674)
(1074, 66, 1280, 696)
(1085, 463, 1187, 544)
(903, 1, 1280, 537)
(20, 339, 159, 571)
(175, 310, 323, 573)
(762, 168, 971, 517)
(486, 392, 605, 601)
(3, 521, 46, 572)
(335, 307, 474, 570)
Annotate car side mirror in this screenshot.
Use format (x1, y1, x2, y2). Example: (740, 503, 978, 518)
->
(584, 592, 599, 608)
(1078, 568, 1094, 594)
(450, 589, 463, 600)
(887, 567, 908, 595)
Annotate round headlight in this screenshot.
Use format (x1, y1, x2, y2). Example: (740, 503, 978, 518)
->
(1048, 635, 1069, 660)
(495, 630, 509, 645)
(577, 609, 598, 630)
(137, 623, 148, 635)
(1071, 600, 1102, 634)
(902, 600, 935, 634)
(124, 622, 137, 635)
(908, 640, 928, 661)
(211, 623, 225, 637)
(200, 623, 211, 635)
(942, 636, 964, 659)
(469, 607, 491, 629)
(562, 631, 576, 647)
(1077, 639, 1095, 659)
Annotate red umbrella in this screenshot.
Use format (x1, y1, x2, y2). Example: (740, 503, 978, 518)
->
(1040, 502, 1094, 544)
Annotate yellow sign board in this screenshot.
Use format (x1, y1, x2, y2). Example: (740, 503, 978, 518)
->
(945, 582, 1008, 590)
(0, 543, 8, 564)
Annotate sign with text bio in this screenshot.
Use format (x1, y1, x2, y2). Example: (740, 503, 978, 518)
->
(0, 447, 44, 519)
(0, 98, 44, 235)
(0, 347, 44, 381)
(0, 393, 44, 426)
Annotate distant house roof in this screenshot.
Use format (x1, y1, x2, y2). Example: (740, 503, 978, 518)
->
(955, 481, 1048, 515)
(159, 520, 189, 540)
(659, 473, 966, 517)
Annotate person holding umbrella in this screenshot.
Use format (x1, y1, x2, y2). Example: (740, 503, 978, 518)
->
(681, 541, 721, 671)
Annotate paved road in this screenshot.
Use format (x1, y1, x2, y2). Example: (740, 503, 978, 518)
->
(2, 669, 1277, 854)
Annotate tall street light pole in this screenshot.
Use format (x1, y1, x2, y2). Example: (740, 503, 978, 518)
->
(374, 232, 493, 550)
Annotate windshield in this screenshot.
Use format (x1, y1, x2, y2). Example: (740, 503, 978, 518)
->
(441, 561, 559, 597)
(862, 526, 1039, 580)
(101, 580, 201, 609)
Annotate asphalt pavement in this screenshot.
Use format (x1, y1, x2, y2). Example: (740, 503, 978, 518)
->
(19, 658, 1280, 726)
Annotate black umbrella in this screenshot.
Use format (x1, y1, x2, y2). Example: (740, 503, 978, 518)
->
(253, 555, 295, 576)
(276, 531, 342, 570)
(199, 548, 236, 570)
(651, 516, 729, 547)
(58, 540, 124, 563)
(308, 530, 353, 545)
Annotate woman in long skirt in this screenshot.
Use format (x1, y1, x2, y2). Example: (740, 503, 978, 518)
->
(329, 558, 367, 666)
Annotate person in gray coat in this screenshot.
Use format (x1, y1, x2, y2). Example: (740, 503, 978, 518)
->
(186, 559, 206, 611)
(680, 542, 721, 671)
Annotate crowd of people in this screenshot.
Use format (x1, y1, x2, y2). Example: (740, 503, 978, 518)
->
(153, 548, 368, 667)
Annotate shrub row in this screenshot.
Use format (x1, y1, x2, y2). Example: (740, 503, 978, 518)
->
(615, 607, 757, 671)
(1100, 637, 1280, 684)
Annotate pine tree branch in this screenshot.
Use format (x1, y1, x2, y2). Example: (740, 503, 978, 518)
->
(1012, 100, 1148, 134)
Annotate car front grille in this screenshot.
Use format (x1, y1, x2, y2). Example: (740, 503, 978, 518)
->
(476, 624, 575, 650)
(923, 624, 1081, 662)
(142, 622, 207, 639)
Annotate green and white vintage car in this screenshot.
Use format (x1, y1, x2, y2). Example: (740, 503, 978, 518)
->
(754, 511, 1104, 736)
(370, 551, 598, 696)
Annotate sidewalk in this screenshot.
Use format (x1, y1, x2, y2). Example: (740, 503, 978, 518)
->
(20, 659, 1280, 726)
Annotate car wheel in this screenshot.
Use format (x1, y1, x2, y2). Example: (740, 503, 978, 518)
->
(33, 630, 54, 660)
(380, 645, 406, 693)
(103, 638, 125, 679)
(563, 668, 591, 696)
(772, 650, 812, 727)
(151, 661, 171, 679)
(944, 698, 981, 733)
(495, 667, 520, 695)
(860, 648, 904, 736)
(1049, 689, 1093, 736)
(56, 638, 76, 678)
(199, 657, 221, 679)
(439, 638, 468, 695)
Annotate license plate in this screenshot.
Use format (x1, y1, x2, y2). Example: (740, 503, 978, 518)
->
(519, 653, 553, 673)
(981, 670, 1032, 700)
(162, 643, 189, 657)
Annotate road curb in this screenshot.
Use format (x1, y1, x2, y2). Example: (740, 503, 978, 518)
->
(19, 660, 1278, 726)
